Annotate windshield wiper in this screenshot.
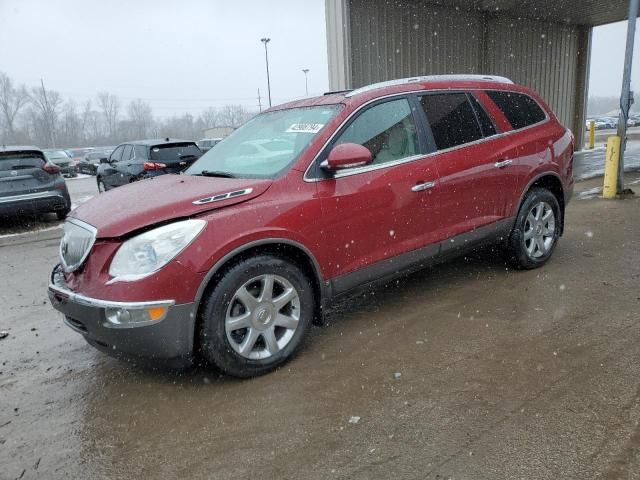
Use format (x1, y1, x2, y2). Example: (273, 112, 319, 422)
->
(197, 170, 236, 178)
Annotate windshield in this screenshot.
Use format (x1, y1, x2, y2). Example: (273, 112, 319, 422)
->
(187, 105, 341, 179)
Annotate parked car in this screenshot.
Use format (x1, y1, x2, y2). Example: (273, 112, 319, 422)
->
(43, 149, 77, 177)
(95, 139, 202, 192)
(67, 148, 94, 167)
(1, 146, 71, 219)
(49, 75, 574, 377)
(78, 150, 112, 175)
(197, 138, 222, 152)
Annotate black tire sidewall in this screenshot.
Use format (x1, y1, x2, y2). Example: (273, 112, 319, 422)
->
(507, 188, 561, 269)
(199, 256, 314, 378)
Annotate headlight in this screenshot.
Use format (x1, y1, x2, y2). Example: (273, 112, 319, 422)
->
(108, 219, 206, 281)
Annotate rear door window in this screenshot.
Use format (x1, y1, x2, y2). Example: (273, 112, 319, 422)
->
(150, 143, 202, 163)
(419, 93, 483, 150)
(486, 91, 547, 130)
(468, 94, 497, 136)
(121, 145, 133, 161)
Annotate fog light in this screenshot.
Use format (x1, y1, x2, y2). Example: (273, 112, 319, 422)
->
(104, 306, 168, 326)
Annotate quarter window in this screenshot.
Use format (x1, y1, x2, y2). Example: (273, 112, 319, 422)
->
(334, 98, 419, 165)
(486, 91, 546, 130)
(419, 93, 483, 150)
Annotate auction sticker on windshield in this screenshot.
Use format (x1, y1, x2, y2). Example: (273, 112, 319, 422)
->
(286, 123, 324, 133)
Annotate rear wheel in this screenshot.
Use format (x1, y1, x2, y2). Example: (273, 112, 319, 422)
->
(505, 188, 561, 269)
(199, 255, 314, 378)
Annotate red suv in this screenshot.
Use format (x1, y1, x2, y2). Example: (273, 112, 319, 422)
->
(48, 75, 574, 377)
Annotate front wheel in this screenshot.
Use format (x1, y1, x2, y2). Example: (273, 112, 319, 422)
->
(199, 256, 314, 378)
(97, 178, 106, 193)
(504, 187, 561, 269)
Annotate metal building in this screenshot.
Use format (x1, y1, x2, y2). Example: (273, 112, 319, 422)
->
(326, 0, 639, 147)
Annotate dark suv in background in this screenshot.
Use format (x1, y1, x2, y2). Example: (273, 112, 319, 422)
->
(0, 146, 71, 219)
(43, 149, 77, 177)
(96, 139, 202, 191)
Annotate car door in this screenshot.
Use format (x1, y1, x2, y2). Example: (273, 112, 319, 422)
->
(102, 145, 124, 188)
(313, 96, 440, 289)
(112, 144, 134, 186)
(417, 92, 507, 240)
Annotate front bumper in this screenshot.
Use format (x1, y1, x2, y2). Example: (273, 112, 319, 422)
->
(48, 266, 196, 367)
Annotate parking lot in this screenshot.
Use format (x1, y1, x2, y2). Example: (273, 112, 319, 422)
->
(0, 169, 639, 479)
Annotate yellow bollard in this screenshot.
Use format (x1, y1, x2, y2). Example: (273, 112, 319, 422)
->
(589, 120, 595, 149)
(603, 136, 621, 199)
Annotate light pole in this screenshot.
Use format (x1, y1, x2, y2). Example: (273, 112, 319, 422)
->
(302, 68, 310, 96)
(260, 37, 272, 108)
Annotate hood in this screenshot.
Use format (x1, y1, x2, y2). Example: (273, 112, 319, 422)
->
(72, 174, 272, 238)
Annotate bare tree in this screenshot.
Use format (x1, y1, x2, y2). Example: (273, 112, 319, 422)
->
(127, 99, 153, 139)
(97, 91, 120, 140)
(30, 81, 63, 147)
(217, 104, 252, 128)
(59, 100, 81, 147)
(199, 107, 219, 128)
(0, 72, 30, 143)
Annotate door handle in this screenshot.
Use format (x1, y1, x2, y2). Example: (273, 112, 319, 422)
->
(411, 181, 436, 192)
(494, 159, 513, 168)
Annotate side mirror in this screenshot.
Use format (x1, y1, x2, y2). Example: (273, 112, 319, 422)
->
(322, 143, 373, 172)
(100, 158, 111, 164)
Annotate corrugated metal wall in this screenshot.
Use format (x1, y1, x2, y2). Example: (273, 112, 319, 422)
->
(349, 1, 484, 84)
(343, 0, 590, 138)
(485, 17, 580, 130)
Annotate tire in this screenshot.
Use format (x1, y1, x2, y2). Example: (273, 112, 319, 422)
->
(199, 255, 314, 378)
(505, 187, 561, 269)
(97, 178, 106, 193)
(56, 209, 69, 220)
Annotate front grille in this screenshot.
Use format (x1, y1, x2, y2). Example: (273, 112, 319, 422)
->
(60, 219, 97, 272)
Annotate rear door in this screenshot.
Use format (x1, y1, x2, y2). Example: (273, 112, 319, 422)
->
(314, 96, 440, 285)
(482, 90, 551, 215)
(0, 151, 55, 199)
(417, 91, 505, 239)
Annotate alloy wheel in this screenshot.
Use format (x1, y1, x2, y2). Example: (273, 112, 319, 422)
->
(523, 201, 556, 259)
(225, 274, 301, 360)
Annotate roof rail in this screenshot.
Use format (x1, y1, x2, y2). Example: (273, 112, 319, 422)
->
(345, 75, 514, 98)
(323, 89, 354, 96)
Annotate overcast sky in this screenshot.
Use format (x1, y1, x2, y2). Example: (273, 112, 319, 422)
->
(0, 0, 637, 117)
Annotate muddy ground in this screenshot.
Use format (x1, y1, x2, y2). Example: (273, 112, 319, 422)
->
(1, 174, 639, 480)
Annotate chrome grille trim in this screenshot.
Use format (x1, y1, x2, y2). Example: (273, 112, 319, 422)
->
(59, 218, 97, 273)
(192, 188, 253, 205)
